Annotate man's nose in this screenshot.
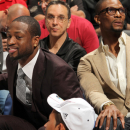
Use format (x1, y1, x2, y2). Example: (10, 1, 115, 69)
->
(8, 37, 16, 45)
(53, 17, 58, 24)
(114, 10, 121, 17)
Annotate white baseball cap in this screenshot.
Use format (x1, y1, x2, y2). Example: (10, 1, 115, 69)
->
(47, 93, 95, 130)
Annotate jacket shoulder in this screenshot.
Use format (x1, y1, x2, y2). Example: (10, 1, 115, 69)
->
(40, 48, 71, 67)
(81, 48, 98, 61)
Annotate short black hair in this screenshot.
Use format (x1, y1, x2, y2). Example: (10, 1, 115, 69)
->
(53, 110, 69, 130)
(12, 16, 41, 37)
(95, 0, 107, 14)
(45, 0, 71, 19)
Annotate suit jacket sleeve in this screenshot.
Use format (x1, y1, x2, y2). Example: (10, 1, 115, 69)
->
(77, 55, 112, 114)
(51, 63, 83, 100)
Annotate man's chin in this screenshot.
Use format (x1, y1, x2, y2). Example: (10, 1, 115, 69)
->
(112, 28, 123, 33)
(9, 55, 19, 61)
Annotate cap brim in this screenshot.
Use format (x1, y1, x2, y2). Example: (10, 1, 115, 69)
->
(47, 93, 64, 112)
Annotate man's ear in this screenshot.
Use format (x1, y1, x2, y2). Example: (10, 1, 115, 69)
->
(56, 123, 66, 130)
(67, 18, 71, 29)
(33, 36, 40, 48)
(94, 15, 101, 25)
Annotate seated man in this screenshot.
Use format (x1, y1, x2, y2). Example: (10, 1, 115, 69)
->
(39, 0, 99, 53)
(0, 5, 30, 115)
(40, 1, 86, 73)
(78, 0, 130, 129)
(44, 93, 95, 130)
(0, 16, 83, 130)
(82, 0, 130, 36)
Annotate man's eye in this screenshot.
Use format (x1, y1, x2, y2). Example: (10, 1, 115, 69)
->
(108, 9, 115, 13)
(120, 9, 125, 13)
(59, 17, 64, 20)
(48, 16, 54, 19)
(16, 36, 22, 39)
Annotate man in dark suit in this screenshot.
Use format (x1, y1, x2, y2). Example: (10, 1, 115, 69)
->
(0, 16, 83, 130)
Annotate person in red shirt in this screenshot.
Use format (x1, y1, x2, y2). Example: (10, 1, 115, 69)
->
(0, 0, 27, 11)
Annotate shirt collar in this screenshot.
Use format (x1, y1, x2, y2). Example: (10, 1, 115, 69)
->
(101, 31, 126, 53)
(18, 49, 40, 79)
(43, 34, 70, 56)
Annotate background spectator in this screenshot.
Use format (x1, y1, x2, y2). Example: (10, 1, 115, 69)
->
(40, 1, 86, 73)
(39, 0, 99, 53)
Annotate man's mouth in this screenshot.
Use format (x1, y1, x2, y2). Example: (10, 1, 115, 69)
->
(113, 20, 123, 26)
(114, 22, 123, 25)
(52, 28, 58, 32)
(8, 48, 17, 54)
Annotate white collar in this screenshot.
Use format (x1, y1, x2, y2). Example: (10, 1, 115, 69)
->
(18, 49, 40, 79)
(101, 31, 126, 53)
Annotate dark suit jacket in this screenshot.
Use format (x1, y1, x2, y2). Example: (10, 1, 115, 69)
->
(0, 48, 83, 128)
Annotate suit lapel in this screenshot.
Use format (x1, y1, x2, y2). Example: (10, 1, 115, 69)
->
(125, 34, 130, 100)
(7, 57, 18, 113)
(93, 45, 125, 99)
(31, 49, 46, 111)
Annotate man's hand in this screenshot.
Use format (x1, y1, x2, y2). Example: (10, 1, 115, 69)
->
(70, 5, 78, 12)
(2, 38, 8, 52)
(70, 5, 85, 18)
(95, 105, 125, 130)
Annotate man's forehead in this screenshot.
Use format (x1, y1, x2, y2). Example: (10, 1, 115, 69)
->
(8, 21, 28, 33)
(100, 0, 123, 9)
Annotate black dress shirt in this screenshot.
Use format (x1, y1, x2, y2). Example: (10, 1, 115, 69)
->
(40, 35, 86, 73)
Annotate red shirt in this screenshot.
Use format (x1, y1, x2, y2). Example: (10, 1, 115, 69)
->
(0, 0, 27, 11)
(39, 15, 99, 53)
